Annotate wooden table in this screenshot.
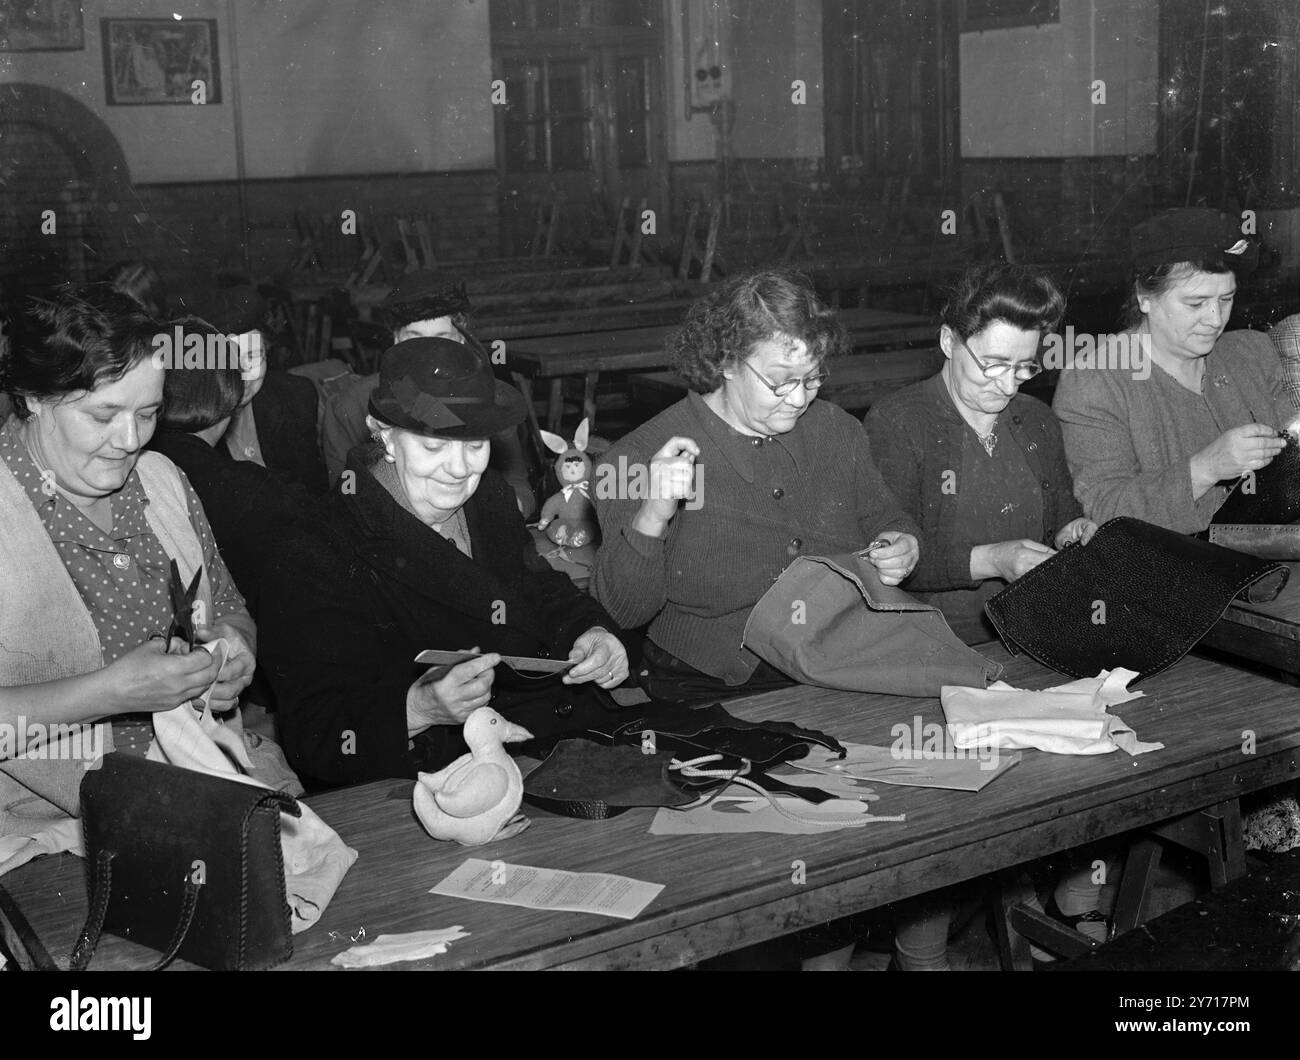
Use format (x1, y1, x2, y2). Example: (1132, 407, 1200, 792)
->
(1204, 562, 1300, 677)
(6, 645, 1300, 970)
(506, 307, 936, 433)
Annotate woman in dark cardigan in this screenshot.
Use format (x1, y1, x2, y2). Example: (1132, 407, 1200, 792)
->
(864, 263, 1095, 645)
(864, 263, 1101, 970)
(258, 338, 627, 788)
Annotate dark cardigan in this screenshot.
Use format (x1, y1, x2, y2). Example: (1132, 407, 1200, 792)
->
(258, 448, 618, 787)
(864, 373, 1082, 624)
(149, 429, 320, 619)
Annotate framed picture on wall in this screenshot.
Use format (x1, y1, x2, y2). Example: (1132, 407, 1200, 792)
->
(0, 1, 84, 51)
(960, 1, 1060, 34)
(101, 17, 221, 105)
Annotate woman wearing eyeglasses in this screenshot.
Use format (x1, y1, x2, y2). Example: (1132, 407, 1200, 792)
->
(864, 262, 1096, 646)
(592, 269, 920, 703)
(862, 262, 1102, 971)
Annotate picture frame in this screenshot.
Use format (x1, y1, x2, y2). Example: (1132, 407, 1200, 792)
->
(960, 0, 1060, 34)
(101, 17, 221, 106)
(0, 1, 84, 52)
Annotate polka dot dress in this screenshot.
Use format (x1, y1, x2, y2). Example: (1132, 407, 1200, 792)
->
(0, 423, 246, 755)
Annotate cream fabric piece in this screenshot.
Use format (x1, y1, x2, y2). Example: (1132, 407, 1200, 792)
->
(941, 668, 1164, 756)
(0, 817, 81, 877)
(148, 655, 358, 934)
(330, 927, 471, 968)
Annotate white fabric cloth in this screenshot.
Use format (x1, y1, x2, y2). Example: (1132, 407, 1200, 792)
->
(941, 668, 1164, 756)
(330, 927, 471, 968)
(146, 640, 358, 932)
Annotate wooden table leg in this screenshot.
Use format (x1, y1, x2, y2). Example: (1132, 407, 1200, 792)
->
(990, 873, 1036, 971)
(581, 372, 599, 431)
(546, 379, 564, 434)
(1111, 837, 1162, 935)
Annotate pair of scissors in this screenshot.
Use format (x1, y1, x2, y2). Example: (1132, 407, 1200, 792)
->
(151, 559, 203, 653)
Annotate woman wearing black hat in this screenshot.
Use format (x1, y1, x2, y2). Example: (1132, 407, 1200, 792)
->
(1054, 207, 1293, 534)
(257, 337, 628, 788)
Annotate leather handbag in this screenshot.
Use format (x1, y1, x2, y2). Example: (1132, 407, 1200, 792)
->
(985, 516, 1290, 683)
(70, 753, 299, 971)
(743, 549, 1003, 695)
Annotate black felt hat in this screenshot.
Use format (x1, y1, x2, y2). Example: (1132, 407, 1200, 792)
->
(1131, 208, 1259, 274)
(368, 337, 527, 440)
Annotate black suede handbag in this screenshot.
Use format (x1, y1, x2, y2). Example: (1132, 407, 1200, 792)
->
(71, 754, 298, 971)
(984, 516, 1290, 682)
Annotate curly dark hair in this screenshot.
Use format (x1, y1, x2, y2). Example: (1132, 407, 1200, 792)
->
(670, 269, 847, 394)
(0, 283, 160, 420)
(940, 262, 1065, 342)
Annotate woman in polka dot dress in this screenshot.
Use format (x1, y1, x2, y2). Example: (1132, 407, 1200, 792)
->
(0, 284, 256, 836)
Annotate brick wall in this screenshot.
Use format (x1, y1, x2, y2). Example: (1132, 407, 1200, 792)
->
(0, 121, 84, 286)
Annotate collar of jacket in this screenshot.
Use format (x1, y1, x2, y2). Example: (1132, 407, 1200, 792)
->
(335, 443, 544, 636)
(920, 372, 1049, 475)
(686, 390, 810, 484)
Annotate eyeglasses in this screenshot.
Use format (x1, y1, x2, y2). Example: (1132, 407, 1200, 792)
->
(740, 359, 830, 397)
(958, 338, 1043, 381)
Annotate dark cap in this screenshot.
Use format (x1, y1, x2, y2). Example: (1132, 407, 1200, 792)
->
(175, 284, 267, 335)
(368, 337, 527, 440)
(1131, 208, 1259, 274)
(378, 272, 471, 331)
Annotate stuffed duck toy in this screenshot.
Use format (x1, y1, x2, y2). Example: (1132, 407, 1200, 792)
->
(536, 418, 599, 565)
(413, 708, 533, 846)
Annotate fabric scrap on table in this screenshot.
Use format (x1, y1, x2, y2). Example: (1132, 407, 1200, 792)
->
(783, 742, 1020, 791)
(649, 794, 901, 835)
(0, 817, 82, 878)
(941, 668, 1163, 757)
(330, 927, 471, 968)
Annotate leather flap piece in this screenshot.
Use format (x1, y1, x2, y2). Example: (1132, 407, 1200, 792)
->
(1208, 523, 1300, 563)
(985, 516, 1289, 682)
